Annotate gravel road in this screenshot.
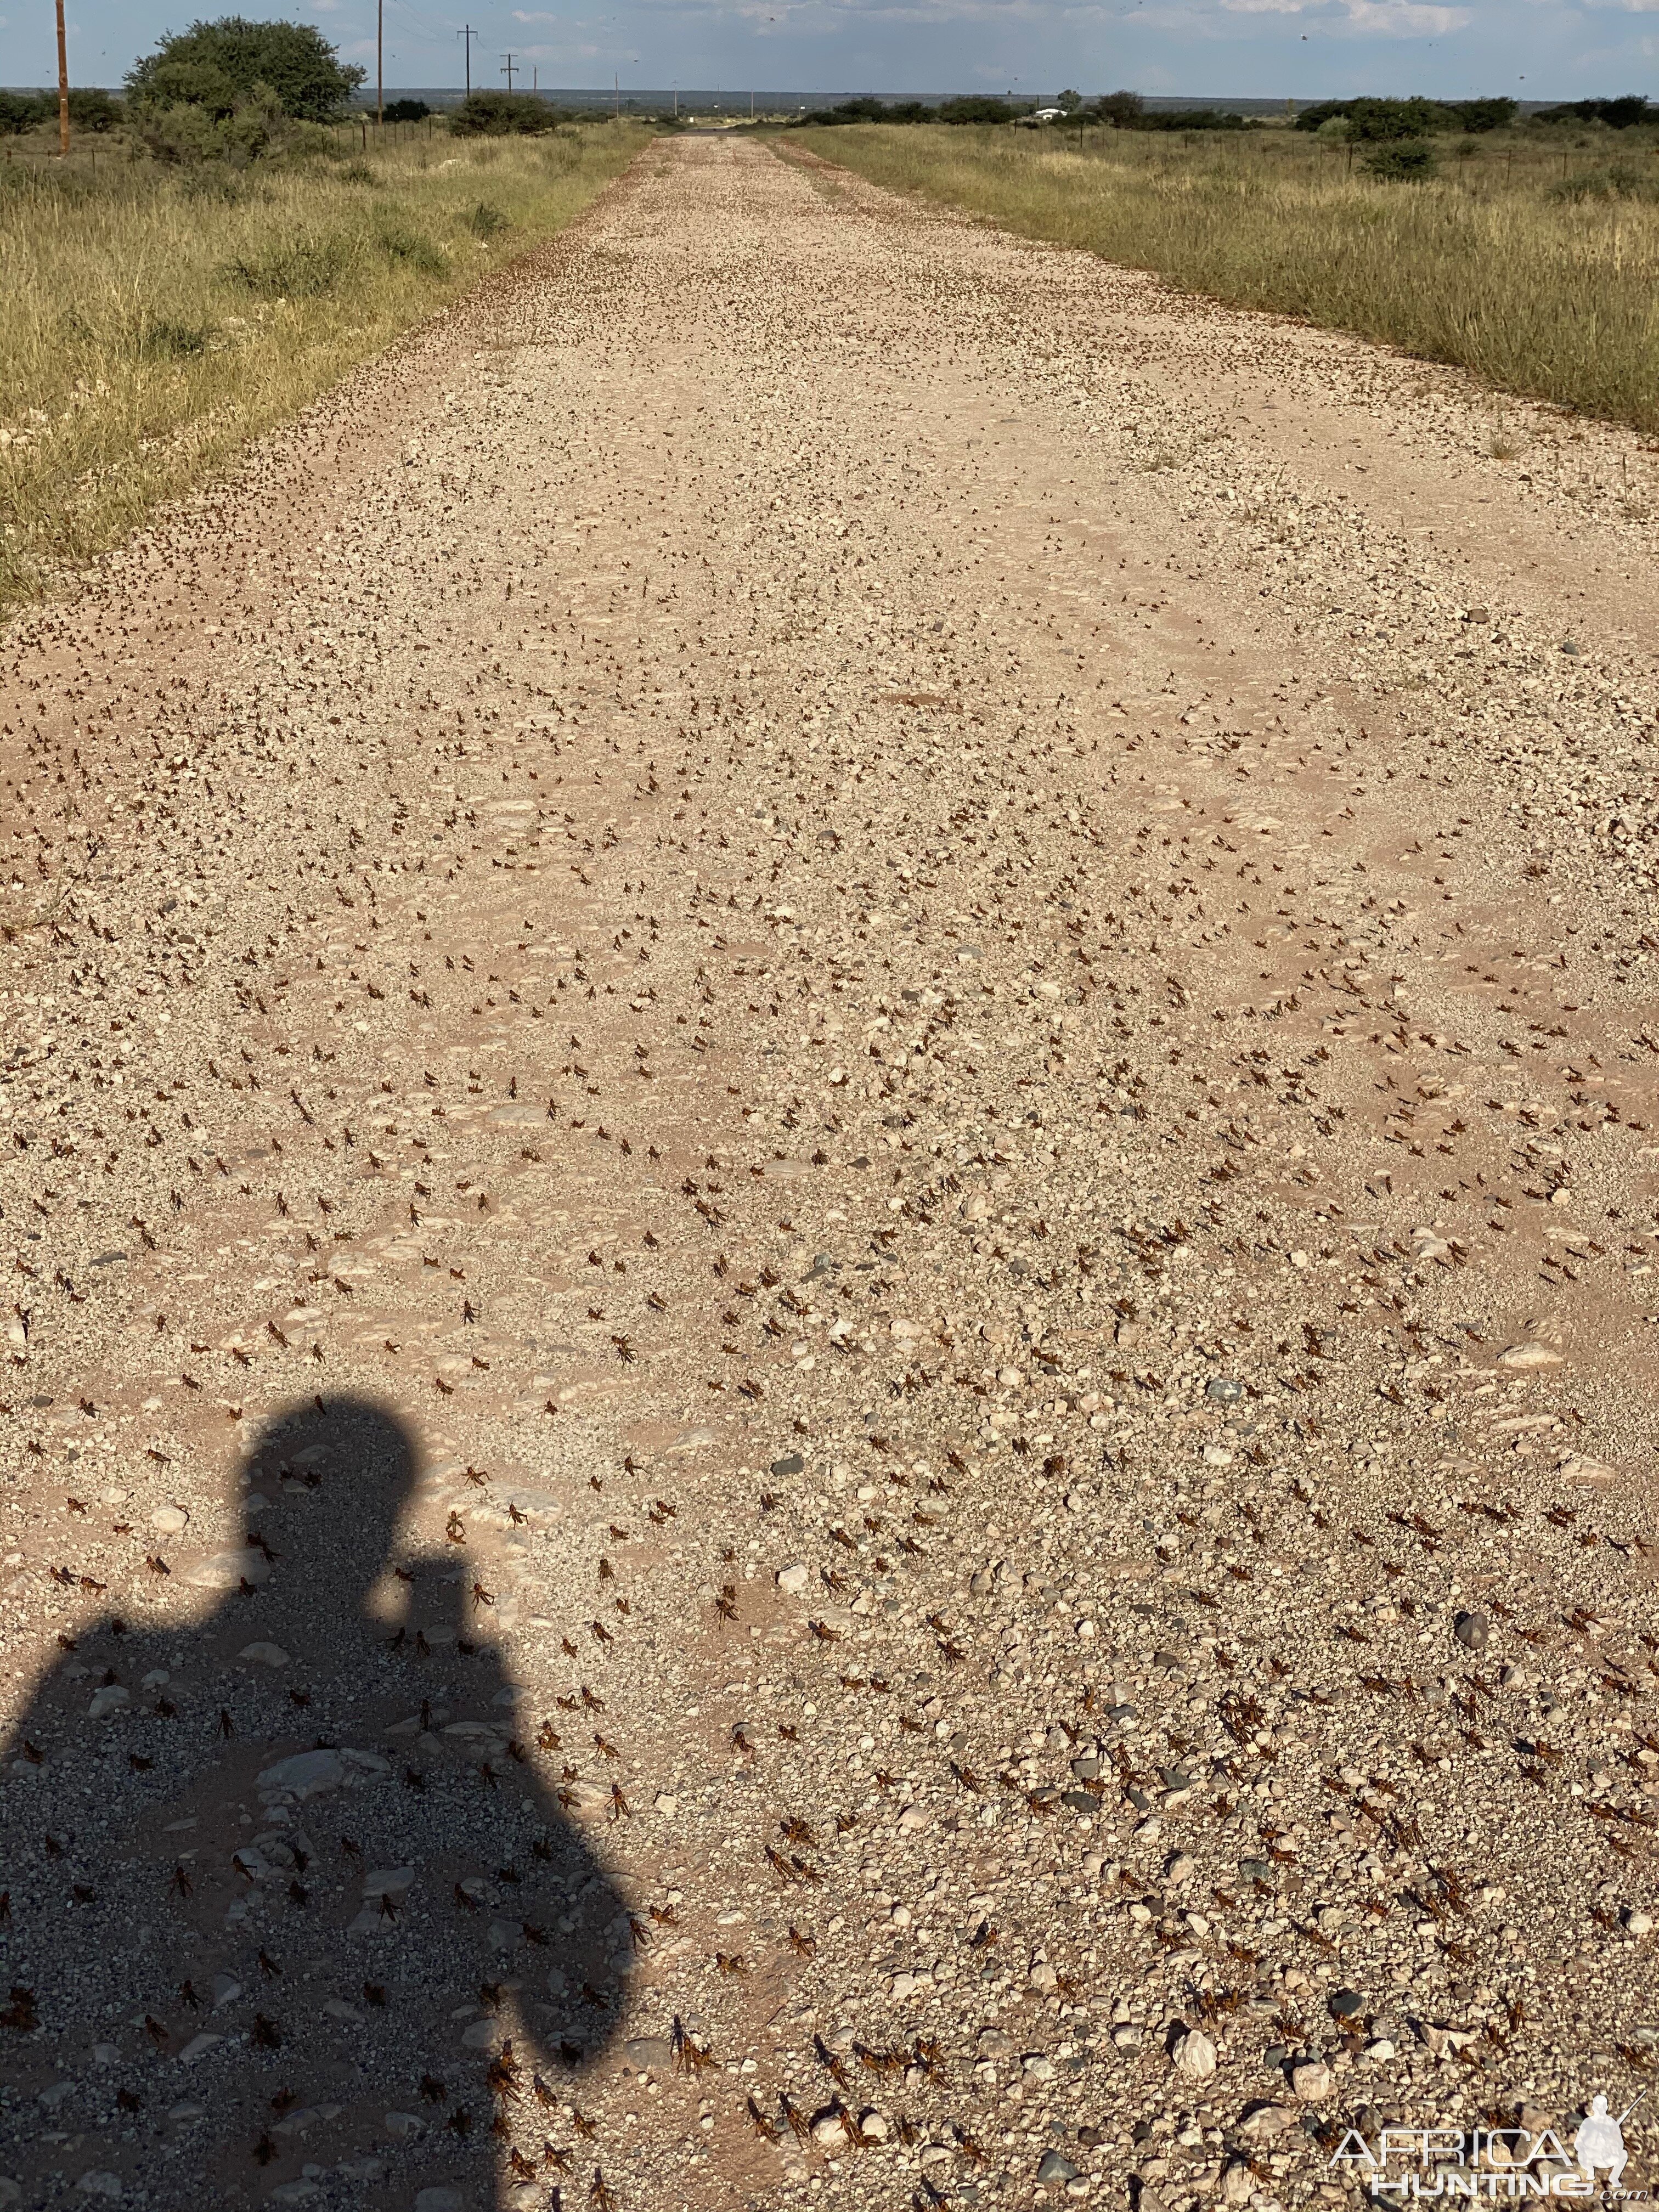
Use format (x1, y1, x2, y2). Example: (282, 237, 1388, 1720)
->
(3, 133, 1658, 2212)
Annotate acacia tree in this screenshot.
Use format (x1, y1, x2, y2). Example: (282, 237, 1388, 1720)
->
(125, 17, 364, 121)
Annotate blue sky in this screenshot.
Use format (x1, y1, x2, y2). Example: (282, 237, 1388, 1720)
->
(5, 0, 1654, 101)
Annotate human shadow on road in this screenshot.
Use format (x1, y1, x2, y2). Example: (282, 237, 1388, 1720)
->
(0, 1396, 628, 2211)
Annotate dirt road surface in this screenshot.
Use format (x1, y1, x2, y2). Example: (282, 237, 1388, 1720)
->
(4, 135, 1659, 2212)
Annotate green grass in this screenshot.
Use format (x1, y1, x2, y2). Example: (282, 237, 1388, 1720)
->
(0, 122, 651, 612)
(786, 124, 1659, 436)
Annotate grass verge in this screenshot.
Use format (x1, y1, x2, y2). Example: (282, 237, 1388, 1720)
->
(787, 125, 1659, 436)
(0, 124, 650, 612)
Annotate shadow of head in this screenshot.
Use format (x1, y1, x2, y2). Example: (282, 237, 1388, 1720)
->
(237, 1392, 419, 1631)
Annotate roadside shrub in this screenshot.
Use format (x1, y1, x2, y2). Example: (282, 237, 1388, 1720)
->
(382, 98, 430, 123)
(138, 317, 211, 358)
(225, 230, 354, 295)
(134, 100, 234, 161)
(449, 91, 563, 137)
(467, 199, 509, 235)
(1093, 91, 1145, 126)
(0, 90, 52, 134)
(1347, 97, 1443, 143)
(126, 18, 363, 122)
(1078, 92, 1245, 133)
(793, 97, 932, 126)
(178, 163, 258, 202)
(1550, 163, 1657, 204)
(376, 218, 447, 272)
(1136, 109, 1248, 133)
(1295, 95, 1516, 138)
(1365, 140, 1439, 181)
(1449, 97, 1517, 132)
(68, 88, 124, 131)
(133, 91, 289, 164)
(936, 97, 1015, 125)
(1535, 97, 1649, 130)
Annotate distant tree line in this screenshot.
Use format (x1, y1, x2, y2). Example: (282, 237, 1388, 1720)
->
(1531, 96, 1651, 128)
(1293, 96, 1517, 137)
(790, 92, 1251, 129)
(0, 86, 123, 133)
(1294, 95, 1652, 137)
(447, 92, 586, 135)
(790, 90, 1655, 136)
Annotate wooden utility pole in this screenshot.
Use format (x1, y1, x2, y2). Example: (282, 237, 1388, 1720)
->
(500, 50, 517, 89)
(458, 23, 478, 95)
(376, 0, 383, 125)
(54, 0, 70, 156)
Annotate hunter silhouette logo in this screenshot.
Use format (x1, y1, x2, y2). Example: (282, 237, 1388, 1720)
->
(1576, 2095, 1645, 2192)
(1333, 2091, 1649, 2199)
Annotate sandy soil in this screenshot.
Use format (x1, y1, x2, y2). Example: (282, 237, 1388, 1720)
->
(2, 133, 1658, 2212)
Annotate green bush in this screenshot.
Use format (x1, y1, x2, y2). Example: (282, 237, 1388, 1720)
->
(1449, 97, 1517, 133)
(126, 17, 364, 121)
(382, 98, 430, 123)
(138, 317, 211, 358)
(0, 90, 52, 134)
(1295, 95, 1516, 139)
(177, 162, 261, 201)
(449, 91, 563, 137)
(375, 218, 447, 273)
(1347, 97, 1444, 143)
(133, 92, 288, 165)
(132, 58, 242, 118)
(792, 97, 933, 126)
(225, 230, 354, 295)
(467, 199, 509, 236)
(1366, 139, 1439, 181)
(936, 97, 1015, 125)
(1093, 91, 1144, 126)
(1080, 92, 1245, 133)
(1550, 163, 1657, 204)
(1535, 97, 1649, 130)
(1135, 109, 1248, 134)
(67, 88, 124, 131)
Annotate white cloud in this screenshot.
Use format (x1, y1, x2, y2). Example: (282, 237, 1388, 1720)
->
(1218, 0, 1471, 27)
(1340, 0, 1471, 28)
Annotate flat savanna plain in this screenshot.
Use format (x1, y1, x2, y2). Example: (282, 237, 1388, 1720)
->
(2, 133, 1659, 2212)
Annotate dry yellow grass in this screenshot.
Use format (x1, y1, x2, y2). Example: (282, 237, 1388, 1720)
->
(0, 123, 650, 610)
(791, 124, 1659, 435)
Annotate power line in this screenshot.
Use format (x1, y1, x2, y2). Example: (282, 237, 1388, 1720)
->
(500, 50, 518, 89)
(457, 21, 478, 95)
(386, 0, 456, 43)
